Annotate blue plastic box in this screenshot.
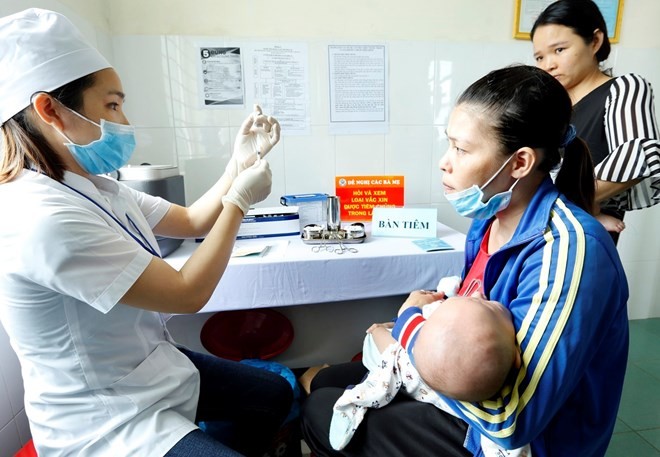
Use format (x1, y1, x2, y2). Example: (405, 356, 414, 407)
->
(280, 193, 328, 229)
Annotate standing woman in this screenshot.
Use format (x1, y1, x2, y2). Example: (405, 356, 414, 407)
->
(0, 9, 291, 457)
(532, 0, 660, 244)
(301, 65, 629, 457)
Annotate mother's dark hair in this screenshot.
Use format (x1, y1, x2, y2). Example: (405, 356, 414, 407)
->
(0, 74, 96, 183)
(531, 0, 611, 63)
(457, 65, 595, 213)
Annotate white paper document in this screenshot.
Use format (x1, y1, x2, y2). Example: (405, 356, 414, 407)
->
(247, 43, 310, 135)
(328, 44, 389, 135)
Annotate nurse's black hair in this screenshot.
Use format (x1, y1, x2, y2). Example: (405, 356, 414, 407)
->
(457, 64, 595, 213)
(531, 0, 611, 63)
(0, 74, 96, 184)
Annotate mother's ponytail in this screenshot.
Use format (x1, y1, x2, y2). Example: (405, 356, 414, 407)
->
(554, 137, 596, 214)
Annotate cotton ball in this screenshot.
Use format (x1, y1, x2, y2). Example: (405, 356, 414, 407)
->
(436, 276, 461, 297)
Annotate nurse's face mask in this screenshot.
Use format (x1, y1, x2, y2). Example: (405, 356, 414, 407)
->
(53, 102, 136, 175)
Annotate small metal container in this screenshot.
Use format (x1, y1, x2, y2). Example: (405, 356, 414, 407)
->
(346, 223, 365, 239)
(303, 224, 323, 240)
(327, 196, 341, 231)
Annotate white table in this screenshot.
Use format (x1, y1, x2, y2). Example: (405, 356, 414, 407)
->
(165, 223, 466, 313)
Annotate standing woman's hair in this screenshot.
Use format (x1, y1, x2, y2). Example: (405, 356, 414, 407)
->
(530, 0, 611, 63)
(457, 65, 595, 212)
(0, 74, 95, 184)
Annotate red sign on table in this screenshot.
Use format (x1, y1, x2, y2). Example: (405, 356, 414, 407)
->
(335, 175, 405, 222)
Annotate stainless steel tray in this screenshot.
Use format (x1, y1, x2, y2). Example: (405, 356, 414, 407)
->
(301, 223, 366, 244)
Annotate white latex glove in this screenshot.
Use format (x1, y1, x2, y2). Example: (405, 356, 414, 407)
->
(224, 104, 281, 180)
(221, 159, 272, 215)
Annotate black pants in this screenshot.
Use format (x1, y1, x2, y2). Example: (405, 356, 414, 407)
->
(172, 347, 294, 456)
(300, 362, 471, 457)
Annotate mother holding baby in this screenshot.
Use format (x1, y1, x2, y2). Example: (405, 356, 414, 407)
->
(301, 64, 629, 457)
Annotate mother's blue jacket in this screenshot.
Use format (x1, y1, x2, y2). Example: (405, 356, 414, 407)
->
(394, 176, 629, 457)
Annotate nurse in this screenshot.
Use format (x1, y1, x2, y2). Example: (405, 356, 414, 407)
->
(0, 8, 291, 457)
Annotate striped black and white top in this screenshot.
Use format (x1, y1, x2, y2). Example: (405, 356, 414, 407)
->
(573, 73, 660, 213)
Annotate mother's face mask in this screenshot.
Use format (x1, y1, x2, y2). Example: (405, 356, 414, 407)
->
(445, 154, 519, 220)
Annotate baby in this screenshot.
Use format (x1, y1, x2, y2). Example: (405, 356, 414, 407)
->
(368, 275, 518, 401)
(412, 293, 520, 402)
(330, 278, 529, 456)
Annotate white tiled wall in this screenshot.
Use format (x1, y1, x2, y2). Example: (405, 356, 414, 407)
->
(110, 33, 660, 322)
(111, 36, 538, 213)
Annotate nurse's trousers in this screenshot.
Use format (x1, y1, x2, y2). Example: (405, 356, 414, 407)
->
(166, 347, 293, 457)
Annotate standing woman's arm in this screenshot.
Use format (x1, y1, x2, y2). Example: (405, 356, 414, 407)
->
(596, 74, 660, 209)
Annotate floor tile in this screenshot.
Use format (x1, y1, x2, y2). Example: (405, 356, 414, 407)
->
(618, 366, 660, 430)
(628, 322, 660, 363)
(606, 432, 660, 457)
(631, 318, 660, 336)
(638, 429, 660, 451)
(636, 359, 660, 381)
(613, 418, 632, 433)
(609, 318, 660, 456)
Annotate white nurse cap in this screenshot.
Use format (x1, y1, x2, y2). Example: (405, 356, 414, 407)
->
(0, 8, 111, 125)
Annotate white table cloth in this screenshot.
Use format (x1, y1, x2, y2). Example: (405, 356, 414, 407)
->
(165, 223, 466, 312)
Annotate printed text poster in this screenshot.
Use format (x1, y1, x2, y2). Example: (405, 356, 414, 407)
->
(328, 44, 389, 135)
(198, 46, 244, 107)
(248, 43, 310, 135)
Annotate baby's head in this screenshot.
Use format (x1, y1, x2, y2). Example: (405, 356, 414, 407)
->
(413, 295, 519, 402)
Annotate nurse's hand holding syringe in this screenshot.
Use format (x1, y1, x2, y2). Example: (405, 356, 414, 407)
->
(222, 159, 272, 215)
(224, 104, 280, 181)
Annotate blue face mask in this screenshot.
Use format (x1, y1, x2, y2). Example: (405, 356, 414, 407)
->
(445, 154, 519, 220)
(56, 108, 136, 175)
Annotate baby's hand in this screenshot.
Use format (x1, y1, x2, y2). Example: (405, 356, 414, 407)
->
(366, 322, 394, 334)
(367, 322, 397, 353)
(398, 290, 446, 316)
